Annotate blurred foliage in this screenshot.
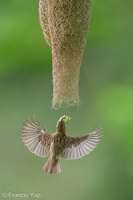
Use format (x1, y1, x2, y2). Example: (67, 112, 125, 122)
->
(0, 0, 133, 200)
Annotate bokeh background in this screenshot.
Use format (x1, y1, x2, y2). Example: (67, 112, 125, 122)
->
(0, 0, 133, 199)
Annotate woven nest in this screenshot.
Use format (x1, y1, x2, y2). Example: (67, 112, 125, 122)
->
(39, 0, 92, 109)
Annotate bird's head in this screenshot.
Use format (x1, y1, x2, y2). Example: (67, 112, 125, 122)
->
(56, 115, 72, 133)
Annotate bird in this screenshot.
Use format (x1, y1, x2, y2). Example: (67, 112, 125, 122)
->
(21, 115, 102, 175)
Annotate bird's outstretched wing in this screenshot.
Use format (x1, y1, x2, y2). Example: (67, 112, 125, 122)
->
(61, 127, 102, 160)
(21, 115, 52, 158)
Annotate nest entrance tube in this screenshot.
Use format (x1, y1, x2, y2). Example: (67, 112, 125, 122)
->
(39, 0, 92, 109)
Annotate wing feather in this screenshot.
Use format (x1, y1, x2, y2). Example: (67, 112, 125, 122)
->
(21, 115, 51, 158)
(62, 127, 102, 160)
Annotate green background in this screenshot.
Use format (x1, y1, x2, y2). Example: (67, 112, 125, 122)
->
(0, 0, 133, 199)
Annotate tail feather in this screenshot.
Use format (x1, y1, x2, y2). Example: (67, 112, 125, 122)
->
(43, 156, 61, 174)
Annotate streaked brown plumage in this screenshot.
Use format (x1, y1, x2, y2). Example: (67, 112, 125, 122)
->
(21, 115, 102, 174)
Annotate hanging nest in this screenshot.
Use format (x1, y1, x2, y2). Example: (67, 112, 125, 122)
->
(39, 0, 92, 109)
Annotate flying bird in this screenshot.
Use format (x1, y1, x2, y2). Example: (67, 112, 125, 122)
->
(21, 115, 102, 174)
